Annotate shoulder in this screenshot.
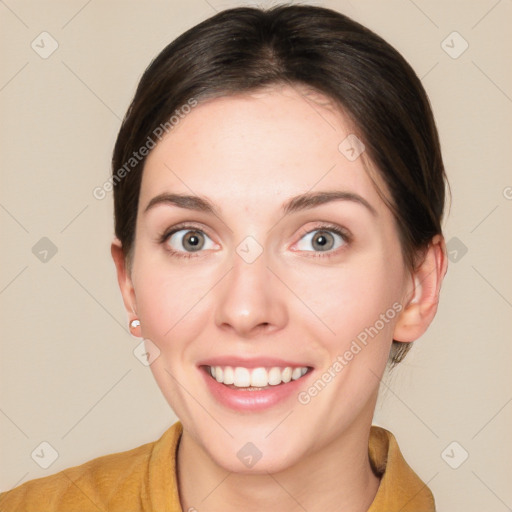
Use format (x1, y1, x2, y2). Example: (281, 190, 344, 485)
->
(0, 441, 155, 511)
(0, 422, 182, 512)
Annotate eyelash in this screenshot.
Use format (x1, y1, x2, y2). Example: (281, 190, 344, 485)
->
(157, 222, 352, 260)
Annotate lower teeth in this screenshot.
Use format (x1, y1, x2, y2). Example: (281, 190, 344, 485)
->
(222, 381, 286, 391)
(232, 386, 266, 391)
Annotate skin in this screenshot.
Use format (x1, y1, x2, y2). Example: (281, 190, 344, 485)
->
(112, 84, 447, 512)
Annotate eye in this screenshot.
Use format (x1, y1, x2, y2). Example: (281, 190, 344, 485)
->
(165, 228, 216, 254)
(295, 226, 349, 254)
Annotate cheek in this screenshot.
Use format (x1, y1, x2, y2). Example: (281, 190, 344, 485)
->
(131, 259, 216, 409)
(131, 255, 215, 348)
(288, 253, 405, 350)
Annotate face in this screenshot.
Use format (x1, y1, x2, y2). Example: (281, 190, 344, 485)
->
(123, 85, 413, 473)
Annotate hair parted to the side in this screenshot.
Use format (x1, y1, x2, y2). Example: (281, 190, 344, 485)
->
(112, 3, 448, 365)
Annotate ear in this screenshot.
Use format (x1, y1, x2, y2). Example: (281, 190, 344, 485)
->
(111, 238, 141, 337)
(393, 234, 448, 342)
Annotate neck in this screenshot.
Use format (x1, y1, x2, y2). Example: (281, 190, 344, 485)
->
(177, 416, 380, 512)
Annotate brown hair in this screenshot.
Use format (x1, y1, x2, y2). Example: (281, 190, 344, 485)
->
(112, 4, 448, 364)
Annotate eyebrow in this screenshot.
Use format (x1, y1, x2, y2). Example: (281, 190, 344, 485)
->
(143, 190, 377, 217)
(282, 190, 377, 217)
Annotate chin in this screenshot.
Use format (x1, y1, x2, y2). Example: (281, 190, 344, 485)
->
(209, 444, 301, 475)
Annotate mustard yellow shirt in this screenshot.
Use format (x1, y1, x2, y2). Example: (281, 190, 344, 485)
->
(0, 422, 435, 511)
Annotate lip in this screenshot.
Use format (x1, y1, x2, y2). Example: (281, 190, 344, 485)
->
(199, 364, 314, 412)
(197, 356, 313, 369)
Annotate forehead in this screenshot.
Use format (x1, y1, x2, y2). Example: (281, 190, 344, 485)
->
(140, 85, 387, 215)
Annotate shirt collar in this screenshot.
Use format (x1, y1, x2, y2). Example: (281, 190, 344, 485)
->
(368, 426, 435, 511)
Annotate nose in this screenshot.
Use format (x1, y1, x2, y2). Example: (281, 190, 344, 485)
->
(214, 248, 288, 338)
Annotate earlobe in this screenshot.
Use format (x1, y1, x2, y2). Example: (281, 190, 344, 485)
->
(111, 238, 141, 336)
(393, 235, 448, 343)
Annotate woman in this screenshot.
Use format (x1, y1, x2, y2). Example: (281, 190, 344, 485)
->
(0, 4, 448, 511)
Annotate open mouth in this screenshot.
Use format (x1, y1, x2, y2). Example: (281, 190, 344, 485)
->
(202, 365, 312, 391)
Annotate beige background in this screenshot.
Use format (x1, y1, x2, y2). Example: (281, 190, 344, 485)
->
(1, 0, 511, 509)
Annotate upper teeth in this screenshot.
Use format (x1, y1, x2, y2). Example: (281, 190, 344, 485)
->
(209, 366, 308, 387)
